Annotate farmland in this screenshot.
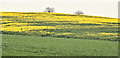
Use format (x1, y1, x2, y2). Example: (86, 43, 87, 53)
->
(0, 12, 119, 56)
(2, 34, 118, 56)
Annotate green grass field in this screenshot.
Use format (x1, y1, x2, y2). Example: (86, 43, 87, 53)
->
(2, 34, 118, 56)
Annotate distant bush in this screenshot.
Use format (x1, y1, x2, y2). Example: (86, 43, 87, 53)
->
(75, 11, 84, 15)
(44, 7, 55, 13)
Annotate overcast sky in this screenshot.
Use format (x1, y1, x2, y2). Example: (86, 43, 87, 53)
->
(0, 0, 119, 18)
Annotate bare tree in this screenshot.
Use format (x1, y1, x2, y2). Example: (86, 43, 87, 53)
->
(44, 7, 55, 13)
(75, 10, 84, 15)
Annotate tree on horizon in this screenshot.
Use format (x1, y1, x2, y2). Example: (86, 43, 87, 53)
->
(75, 10, 84, 15)
(44, 7, 55, 13)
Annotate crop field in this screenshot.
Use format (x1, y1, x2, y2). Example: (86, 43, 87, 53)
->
(2, 34, 118, 56)
(0, 12, 119, 56)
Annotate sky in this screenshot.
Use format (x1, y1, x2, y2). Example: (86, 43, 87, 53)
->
(0, 0, 119, 18)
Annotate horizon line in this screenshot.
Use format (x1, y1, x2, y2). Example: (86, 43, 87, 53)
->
(0, 11, 118, 19)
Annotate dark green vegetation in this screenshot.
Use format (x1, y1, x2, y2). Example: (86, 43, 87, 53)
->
(2, 34, 118, 56)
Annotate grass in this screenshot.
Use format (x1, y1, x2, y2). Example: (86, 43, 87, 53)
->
(2, 34, 118, 56)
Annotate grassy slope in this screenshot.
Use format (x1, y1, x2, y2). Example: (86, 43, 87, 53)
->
(2, 34, 118, 56)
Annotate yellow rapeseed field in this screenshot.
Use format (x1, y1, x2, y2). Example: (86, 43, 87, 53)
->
(1, 12, 119, 41)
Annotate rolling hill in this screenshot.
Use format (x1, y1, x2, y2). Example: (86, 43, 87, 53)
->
(0, 12, 119, 56)
(1, 12, 119, 41)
